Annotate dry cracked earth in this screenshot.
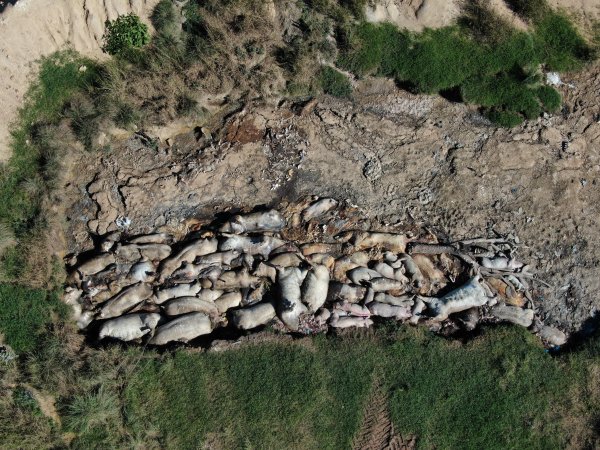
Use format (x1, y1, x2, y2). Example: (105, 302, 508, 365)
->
(63, 63, 600, 336)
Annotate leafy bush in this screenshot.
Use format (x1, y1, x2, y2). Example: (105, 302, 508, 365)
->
(319, 66, 352, 97)
(102, 14, 150, 56)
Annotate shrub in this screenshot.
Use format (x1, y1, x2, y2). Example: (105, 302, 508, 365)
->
(319, 66, 352, 97)
(102, 14, 150, 56)
(537, 85, 562, 111)
(487, 109, 524, 127)
(151, 0, 177, 35)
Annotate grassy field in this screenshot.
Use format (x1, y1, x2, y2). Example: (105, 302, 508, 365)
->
(1, 325, 598, 449)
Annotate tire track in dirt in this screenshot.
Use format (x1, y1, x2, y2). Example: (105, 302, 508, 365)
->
(352, 379, 415, 450)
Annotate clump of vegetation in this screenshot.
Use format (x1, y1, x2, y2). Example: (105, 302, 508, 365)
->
(537, 85, 562, 111)
(319, 66, 353, 97)
(12, 387, 39, 413)
(0, 285, 67, 353)
(337, 2, 594, 126)
(534, 12, 595, 71)
(151, 0, 178, 36)
(0, 51, 100, 283)
(459, 0, 513, 43)
(504, 0, 549, 22)
(113, 103, 139, 129)
(102, 14, 151, 55)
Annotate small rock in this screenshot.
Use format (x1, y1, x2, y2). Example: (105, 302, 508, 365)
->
(363, 158, 382, 182)
(538, 325, 567, 346)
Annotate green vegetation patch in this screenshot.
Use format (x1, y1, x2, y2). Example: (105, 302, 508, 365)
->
(124, 344, 365, 449)
(115, 327, 600, 449)
(0, 51, 99, 281)
(319, 66, 353, 97)
(0, 285, 66, 353)
(337, 7, 593, 126)
(102, 14, 151, 55)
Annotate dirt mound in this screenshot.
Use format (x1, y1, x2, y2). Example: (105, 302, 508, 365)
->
(365, 0, 461, 31)
(0, 0, 160, 161)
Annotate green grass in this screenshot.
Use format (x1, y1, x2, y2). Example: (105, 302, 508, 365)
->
(0, 285, 67, 353)
(111, 327, 600, 449)
(151, 0, 178, 36)
(0, 51, 100, 281)
(337, 6, 594, 126)
(319, 66, 353, 97)
(2, 320, 598, 449)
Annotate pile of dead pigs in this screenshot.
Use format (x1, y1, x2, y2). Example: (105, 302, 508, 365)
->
(63, 198, 567, 347)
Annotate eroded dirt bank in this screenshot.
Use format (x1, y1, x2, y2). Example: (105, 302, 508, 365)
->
(62, 62, 600, 334)
(0, 0, 159, 161)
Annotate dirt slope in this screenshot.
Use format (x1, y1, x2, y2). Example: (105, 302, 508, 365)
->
(62, 60, 600, 334)
(0, 0, 160, 161)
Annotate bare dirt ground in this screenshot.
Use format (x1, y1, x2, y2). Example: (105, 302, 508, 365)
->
(61, 60, 600, 335)
(0, 0, 159, 161)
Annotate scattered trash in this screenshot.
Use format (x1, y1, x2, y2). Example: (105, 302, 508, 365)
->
(546, 72, 575, 88)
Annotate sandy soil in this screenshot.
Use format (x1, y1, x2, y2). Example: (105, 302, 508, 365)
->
(0, 0, 159, 161)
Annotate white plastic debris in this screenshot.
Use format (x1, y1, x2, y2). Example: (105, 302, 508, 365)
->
(546, 72, 575, 88)
(546, 72, 562, 86)
(115, 216, 132, 230)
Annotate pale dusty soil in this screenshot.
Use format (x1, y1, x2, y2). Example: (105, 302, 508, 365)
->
(365, 0, 600, 31)
(62, 61, 600, 334)
(0, 0, 160, 161)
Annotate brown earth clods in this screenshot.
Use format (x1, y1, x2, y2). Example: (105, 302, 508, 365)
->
(61, 60, 600, 335)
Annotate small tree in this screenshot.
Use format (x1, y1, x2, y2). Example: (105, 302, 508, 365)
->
(102, 14, 150, 55)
